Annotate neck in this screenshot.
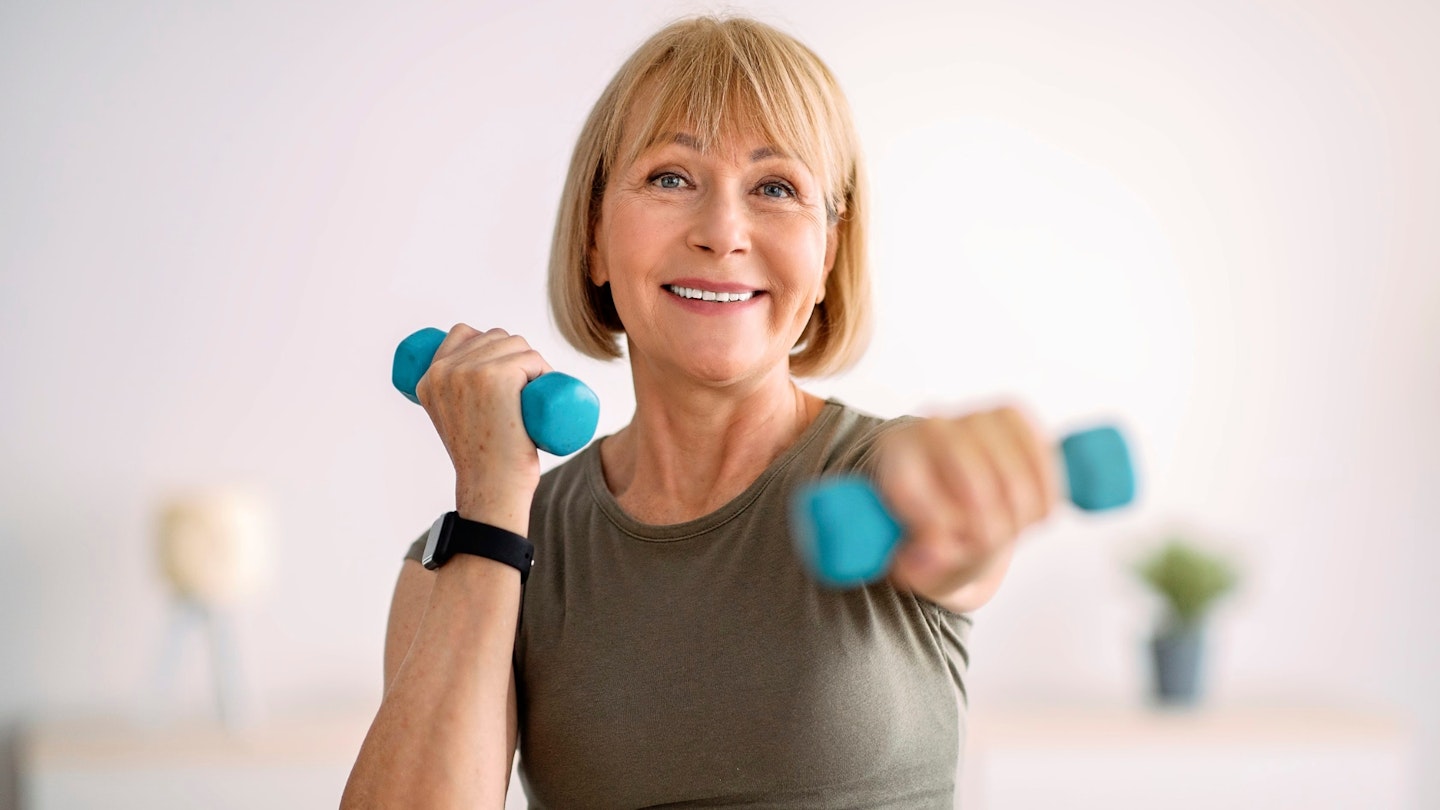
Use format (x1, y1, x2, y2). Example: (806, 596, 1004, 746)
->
(600, 359, 826, 525)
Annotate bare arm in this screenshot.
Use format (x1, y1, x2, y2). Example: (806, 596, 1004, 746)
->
(383, 557, 521, 764)
(342, 323, 547, 808)
(341, 554, 521, 809)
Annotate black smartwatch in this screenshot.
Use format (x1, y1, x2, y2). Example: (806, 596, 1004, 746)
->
(422, 511, 534, 583)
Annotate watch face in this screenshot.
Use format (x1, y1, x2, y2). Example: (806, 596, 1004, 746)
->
(421, 513, 450, 570)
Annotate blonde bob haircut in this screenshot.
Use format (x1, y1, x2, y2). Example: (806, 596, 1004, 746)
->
(548, 15, 872, 377)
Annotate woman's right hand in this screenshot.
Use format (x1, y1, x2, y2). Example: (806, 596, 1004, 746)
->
(414, 324, 554, 535)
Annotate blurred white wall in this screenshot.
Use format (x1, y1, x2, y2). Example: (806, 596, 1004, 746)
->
(2, 0, 1436, 806)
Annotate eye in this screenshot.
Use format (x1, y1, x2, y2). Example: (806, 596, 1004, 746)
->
(650, 172, 690, 190)
(759, 180, 796, 199)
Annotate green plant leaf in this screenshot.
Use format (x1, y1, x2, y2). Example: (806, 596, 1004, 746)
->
(1134, 536, 1238, 625)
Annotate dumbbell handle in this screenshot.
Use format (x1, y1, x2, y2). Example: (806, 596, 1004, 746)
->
(392, 327, 600, 456)
(791, 425, 1136, 587)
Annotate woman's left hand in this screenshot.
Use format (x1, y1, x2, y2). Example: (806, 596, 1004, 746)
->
(874, 405, 1061, 612)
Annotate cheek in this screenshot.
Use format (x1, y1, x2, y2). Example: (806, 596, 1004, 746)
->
(774, 230, 829, 295)
(609, 211, 664, 272)
(601, 224, 663, 320)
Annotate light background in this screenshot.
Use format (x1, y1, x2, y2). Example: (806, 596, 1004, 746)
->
(2, 0, 1437, 806)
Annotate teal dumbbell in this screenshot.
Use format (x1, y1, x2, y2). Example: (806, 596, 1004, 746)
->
(791, 424, 1136, 587)
(392, 327, 600, 456)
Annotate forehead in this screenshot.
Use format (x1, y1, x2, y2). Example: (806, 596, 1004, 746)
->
(640, 131, 793, 165)
(613, 73, 828, 178)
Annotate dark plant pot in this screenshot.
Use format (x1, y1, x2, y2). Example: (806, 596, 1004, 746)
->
(1150, 623, 1205, 706)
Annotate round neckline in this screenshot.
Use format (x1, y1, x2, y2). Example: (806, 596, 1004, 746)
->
(582, 398, 845, 542)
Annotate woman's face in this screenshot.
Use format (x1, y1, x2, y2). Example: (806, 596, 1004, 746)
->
(589, 119, 837, 389)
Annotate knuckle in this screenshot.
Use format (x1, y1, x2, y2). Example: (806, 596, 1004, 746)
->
(990, 406, 1021, 435)
(471, 360, 507, 386)
(914, 418, 945, 444)
(1002, 403, 1042, 439)
(946, 412, 976, 432)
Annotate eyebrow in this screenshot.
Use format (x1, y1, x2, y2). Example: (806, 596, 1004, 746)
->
(662, 132, 788, 162)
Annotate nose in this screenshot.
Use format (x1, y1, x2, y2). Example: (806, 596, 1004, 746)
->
(687, 188, 750, 257)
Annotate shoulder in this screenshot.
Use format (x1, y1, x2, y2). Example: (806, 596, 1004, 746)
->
(535, 442, 596, 495)
(531, 438, 604, 519)
(812, 400, 919, 477)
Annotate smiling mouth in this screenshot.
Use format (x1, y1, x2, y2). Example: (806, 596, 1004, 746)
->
(665, 284, 760, 303)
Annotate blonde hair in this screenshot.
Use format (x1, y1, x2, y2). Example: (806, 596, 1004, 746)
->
(547, 15, 872, 377)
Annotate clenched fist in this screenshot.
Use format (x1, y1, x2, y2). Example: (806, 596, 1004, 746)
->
(875, 405, 1060, 613)
(415, 324, 554, 535)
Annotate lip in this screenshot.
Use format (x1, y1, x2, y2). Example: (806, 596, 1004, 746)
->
(663, 277, 763, 294)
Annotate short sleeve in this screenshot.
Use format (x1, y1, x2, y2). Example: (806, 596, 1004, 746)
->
(921, 600, 974, 707)
(828, 414, 921, 477)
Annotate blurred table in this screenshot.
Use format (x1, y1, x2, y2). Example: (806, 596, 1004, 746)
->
(19, 713, 371, 810)
(21, 705, 1414, 809)
(958, 703, 1416, 810)
(18, 712, 533, 810)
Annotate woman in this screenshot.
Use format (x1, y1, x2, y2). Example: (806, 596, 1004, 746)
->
(343, 15, 1057, 809)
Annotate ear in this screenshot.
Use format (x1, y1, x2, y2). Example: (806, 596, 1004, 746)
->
(588, 228, 609, 287)
(817, 222, 839, 304)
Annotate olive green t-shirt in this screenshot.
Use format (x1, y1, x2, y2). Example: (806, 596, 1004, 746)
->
(405, 400, 972, 808)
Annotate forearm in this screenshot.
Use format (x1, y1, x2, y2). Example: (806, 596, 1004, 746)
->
(342, 554, 521, 809)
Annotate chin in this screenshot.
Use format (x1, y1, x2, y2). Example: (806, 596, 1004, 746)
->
(682, 350, 789, 388)
(633, 333, 788, 387)
(683, 360, 755, 387)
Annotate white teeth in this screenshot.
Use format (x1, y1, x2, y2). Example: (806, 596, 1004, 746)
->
(667, 285, 755, 303)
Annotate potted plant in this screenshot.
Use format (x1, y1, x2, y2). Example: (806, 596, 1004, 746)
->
(1132, 535, 1238, 707)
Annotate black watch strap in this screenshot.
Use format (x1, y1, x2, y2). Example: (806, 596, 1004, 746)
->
(424, 511, 534, 583)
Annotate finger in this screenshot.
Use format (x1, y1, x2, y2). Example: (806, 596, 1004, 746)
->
(418, 325, 487, 403)
(431, 322, 488, 363)
(967, 409, 1046, 532)
(433, 332, 550, 376)
(995, 405, 1060, 519)
(472, 335, 555, 382)
(877, 435, 938, 534)
(503, 347, 555, 384)
(878, 436, 956, 591)
(927, 417, 1013, 551)
(888, 427, 997, 597)
(418, 329, 552, 407)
